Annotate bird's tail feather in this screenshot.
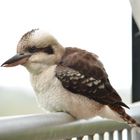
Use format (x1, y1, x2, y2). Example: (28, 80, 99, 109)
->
(110, 105, 140, 127)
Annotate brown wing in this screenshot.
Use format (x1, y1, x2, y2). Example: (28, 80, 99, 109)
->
(56, 47, 129, 108)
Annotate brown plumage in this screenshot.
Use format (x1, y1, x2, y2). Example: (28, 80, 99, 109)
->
(56, 47, 140, 127)
(110, 105, 140, 127)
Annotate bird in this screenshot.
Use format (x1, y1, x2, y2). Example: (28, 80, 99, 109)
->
(1, 29, 140, 127)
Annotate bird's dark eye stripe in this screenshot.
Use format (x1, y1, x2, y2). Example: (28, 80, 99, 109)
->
(27, 45, 54, 54)
(43, 45, 54, 54)
(28, 46, 38, 53)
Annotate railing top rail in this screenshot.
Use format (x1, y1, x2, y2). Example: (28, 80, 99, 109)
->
(0, 103, 140, 140)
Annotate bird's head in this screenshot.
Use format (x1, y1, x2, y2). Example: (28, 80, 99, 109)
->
(1, 29, 65, 74)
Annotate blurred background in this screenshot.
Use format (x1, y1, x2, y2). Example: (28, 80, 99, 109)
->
(0, 0, 132, 116)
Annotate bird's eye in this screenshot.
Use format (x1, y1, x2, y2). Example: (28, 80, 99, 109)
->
(28, 46, 38, 53)
(44, 45, 54, 54)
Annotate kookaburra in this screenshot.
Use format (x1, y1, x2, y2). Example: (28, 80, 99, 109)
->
(1, 29, 140, 127)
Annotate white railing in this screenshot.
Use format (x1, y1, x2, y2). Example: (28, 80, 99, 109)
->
(0, 103, 140, 140)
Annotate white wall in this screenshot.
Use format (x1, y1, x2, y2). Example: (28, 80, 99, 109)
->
(0, 0, 132, 101)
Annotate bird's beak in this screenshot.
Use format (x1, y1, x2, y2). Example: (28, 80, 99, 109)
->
(1, 54, 31, 67)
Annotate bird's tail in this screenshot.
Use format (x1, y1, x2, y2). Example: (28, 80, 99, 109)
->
(110, 105, 140, 127)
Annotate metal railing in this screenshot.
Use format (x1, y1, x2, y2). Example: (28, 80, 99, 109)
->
(0, 103, 140, 140)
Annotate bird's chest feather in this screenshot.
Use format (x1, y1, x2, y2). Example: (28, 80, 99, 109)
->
(30, 65, 104, 119)
(30, 65, 67, 111)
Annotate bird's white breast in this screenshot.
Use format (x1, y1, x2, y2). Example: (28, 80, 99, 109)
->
(30, 65, 121, 120)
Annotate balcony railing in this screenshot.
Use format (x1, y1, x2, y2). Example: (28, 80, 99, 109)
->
(0, 102, 140, 140)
